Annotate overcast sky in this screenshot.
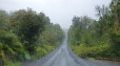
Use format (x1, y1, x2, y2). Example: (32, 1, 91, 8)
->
(0, 0, 111, 29)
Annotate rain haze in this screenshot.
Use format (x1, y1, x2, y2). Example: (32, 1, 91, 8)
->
(0, 0, 111, 29)
(1, 0, 120, 66)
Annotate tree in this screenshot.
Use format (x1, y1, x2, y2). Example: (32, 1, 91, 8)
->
(0, 10, 25, 65)
(0, 9, 64, 66)
(10, 8, 49, 54)
(68, 0, 120, 60)
(110, 0, 120, 44)
(0, 10, 9, 30)
(69, 16, 95, 46)
(39, 23, 64, 46)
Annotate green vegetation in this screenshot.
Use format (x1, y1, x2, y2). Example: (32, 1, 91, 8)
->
(0, 8, 64, 66)
(6, 62, 21, 66)
(68, 0, 120, 61)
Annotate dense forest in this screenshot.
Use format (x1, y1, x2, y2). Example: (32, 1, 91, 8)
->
(0, 8, 64, 66)
(68, 0, 120, 61)
(0, 0, 120, 66)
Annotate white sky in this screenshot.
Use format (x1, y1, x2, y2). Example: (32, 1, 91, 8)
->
(0, 0, 111, 29)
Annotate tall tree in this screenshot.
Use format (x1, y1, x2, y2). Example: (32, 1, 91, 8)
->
(110, 0, 120, 44)
(10, 8, 49, 54)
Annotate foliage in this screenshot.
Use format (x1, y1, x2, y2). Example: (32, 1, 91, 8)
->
(6, 62, 21, 66)
(35, 45, 55, 59)
(0, 9, 64, 66)
(68, 0, 120, 61)
(39, 23, 64, 46)
(72, 43, 110, 58)
(0, 10, 10, 30)
(0, 30, 26, 65)
(35, 23, 64, 59)
(10, 8, 50, 54)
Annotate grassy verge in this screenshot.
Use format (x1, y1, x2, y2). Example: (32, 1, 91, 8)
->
(71, 44, 120, 62)
(6, 62, 21, 66)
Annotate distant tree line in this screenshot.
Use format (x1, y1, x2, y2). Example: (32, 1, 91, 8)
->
(0, 8, 64, 66)
(68, 0, 120, 61)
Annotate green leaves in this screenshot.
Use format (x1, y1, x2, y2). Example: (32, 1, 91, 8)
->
(9, 9, 51, 55)
(0, 8, 64, 66)
(69, 16, 95, 46)
(39, 24, 64, 46)
(69, 0, 120, 61)
(0, 10, 9, 30)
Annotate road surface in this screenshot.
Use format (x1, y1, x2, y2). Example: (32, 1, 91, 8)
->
(23, 31, 120, 66)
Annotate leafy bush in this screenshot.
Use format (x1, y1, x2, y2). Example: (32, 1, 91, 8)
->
(0, 30, 25, 65)
(72, 43, 110, 58)
(35, 45, 55, 59)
